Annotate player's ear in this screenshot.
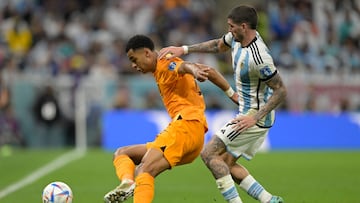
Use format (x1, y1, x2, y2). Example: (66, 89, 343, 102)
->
(144, 48, 152, 57)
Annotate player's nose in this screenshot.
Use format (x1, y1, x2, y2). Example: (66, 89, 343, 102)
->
(131, 63, 137, 69)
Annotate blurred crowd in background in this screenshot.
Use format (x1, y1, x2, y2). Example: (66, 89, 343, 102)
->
(1, 0, 360, 148)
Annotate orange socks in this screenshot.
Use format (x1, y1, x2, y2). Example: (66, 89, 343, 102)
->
(113, 155, 135, 181)
(113, 156, 154, 203)
(134, 173, 154, 203)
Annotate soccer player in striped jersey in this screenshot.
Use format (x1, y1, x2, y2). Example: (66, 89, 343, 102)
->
(159, 5, 287, 203)
(104, 35, 238, 203)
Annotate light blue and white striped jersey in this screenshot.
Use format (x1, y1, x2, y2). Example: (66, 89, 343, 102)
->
(223, 32, 277, 128)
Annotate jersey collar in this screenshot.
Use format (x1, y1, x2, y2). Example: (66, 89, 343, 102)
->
(242, 36, 257, 48)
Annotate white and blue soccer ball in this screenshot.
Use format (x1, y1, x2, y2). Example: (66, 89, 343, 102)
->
(42, 181, 73, 203)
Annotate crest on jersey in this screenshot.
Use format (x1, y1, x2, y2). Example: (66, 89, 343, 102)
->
(168, 62, 176, 71)
(260, 66, 272, 78)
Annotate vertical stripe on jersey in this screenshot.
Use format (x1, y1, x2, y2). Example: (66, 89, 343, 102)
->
(264, 112, 272, 126)
(232, 41, 241, 72)
(264, 86, 272, 126)
(240, 52, 251, 113)
(232, 40, 242, 110)
(256, 79, 261, 110)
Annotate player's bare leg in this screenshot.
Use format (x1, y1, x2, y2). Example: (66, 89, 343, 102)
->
(201, 136, 243, 203)
(134, 148, 170, 203)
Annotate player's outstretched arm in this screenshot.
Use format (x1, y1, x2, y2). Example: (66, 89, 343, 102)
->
(201, 64, 238, 105)
(158, 37, 229, 59)
(183, 62, 239, 105)
(178, 62, 210, 82)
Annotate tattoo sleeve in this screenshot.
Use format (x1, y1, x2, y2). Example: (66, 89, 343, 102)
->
(254, 73, 287, 121)
(202, 136, 229, 179)
(188, 39, 221, 53)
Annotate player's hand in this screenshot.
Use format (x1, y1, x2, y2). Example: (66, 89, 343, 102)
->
(158, 46, 184, 59)
(231, 115, 257, 132)
(193, 67, 210, 82)
(229, 93, 239, 105)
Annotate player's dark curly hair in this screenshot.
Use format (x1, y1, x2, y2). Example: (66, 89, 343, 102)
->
(125, 35, 155, 53)
(227, 5, 258, 29)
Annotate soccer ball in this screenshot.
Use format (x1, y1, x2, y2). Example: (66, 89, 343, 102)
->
(42, 181, 73, 203)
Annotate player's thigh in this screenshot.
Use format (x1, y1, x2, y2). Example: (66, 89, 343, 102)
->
(177, 120, 205, 165)
(115, 144, 147, 165)
(137, 148, 171, 177)
(215, 119, 268, 159)
(147, 119, 205, 167)
(202, 135, 227, 158)
(221, 152, 238, 166)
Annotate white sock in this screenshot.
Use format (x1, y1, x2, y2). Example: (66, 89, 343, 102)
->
(216, 175, 243, 203)
(239, 175, 272, 203)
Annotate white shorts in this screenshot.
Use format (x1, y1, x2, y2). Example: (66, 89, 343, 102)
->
(215, 121, 269, 160)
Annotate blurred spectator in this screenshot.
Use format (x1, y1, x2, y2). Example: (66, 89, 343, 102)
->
(0, 76, 25, 147)
(304, 92, 317, 112)
(0, 103, 25, 148)
(33, 85, 61, 127)
(206, 94, 223, 110)
(143, 90, 163, 109)
(104, 0, 154, 39)
(269, 0, 296, 41)
(42, 13, 64, 40)
(1, 56, 21, 85)
(112, 84, 131, 109)
(339, 97, 351, 112)
(164, 0, 189, 10)
(4, 16, 32, 57)
(276, 41, 296, 70)
(337, 7, 360, 44)
(340, 37, 360, 73)
(64, 13, 92, 52)
(257, 8, 270, 43)
(107, 38, 135, 75)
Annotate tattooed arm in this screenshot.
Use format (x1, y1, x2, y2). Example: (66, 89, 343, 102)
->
(158, 37, 230, 59)
(253, 73, 287, 121)
(178, 62, 239, 105)
(232, 73, 287, 131)
(187, 38, 229, 54)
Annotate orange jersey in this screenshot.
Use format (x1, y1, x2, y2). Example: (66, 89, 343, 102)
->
(153, 57, 207, 128)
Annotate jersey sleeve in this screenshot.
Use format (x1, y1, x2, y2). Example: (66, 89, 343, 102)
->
(155, 58, 184, 84)
(257, 62, 277, 81)
(255, 32, 278, 81)
(223, 32, 233, 48)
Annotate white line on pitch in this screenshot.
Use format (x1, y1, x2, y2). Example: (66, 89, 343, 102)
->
(0, 149, 86, 199)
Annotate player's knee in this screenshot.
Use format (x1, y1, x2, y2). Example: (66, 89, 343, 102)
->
(114, 146, 128, 157)
(136, 162, 157, 177)
(200, 148, 211, 165)
(138, 156, 171, 177)
(221, 153, 235, 166)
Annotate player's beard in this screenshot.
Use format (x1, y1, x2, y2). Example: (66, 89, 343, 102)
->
(233, 32, 244, 42)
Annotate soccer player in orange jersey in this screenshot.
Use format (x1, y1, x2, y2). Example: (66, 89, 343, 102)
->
(104, 34, 238, 203)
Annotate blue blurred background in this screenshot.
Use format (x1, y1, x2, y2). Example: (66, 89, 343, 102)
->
(0, 0, 359, 150)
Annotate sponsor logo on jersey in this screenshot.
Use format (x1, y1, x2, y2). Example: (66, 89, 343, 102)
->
(168, 62, 176, 71)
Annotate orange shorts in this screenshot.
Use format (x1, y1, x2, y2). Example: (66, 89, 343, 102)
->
(146, 118, 206, 167)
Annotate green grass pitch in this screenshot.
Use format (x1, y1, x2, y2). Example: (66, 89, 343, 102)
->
(0, 148, 359, 203)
